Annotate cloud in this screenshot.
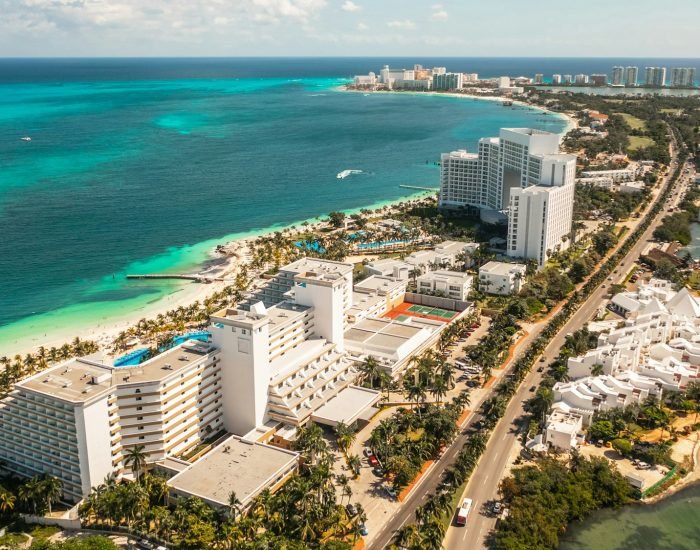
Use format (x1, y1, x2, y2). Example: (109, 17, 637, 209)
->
(340, 1, 360, 12)
(386, 19, 416, 29)
(431, 4, 448, 20)
(357, 22, 369, 31)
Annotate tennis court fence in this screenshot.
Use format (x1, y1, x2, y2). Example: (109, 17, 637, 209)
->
(404, 292, 473, 313)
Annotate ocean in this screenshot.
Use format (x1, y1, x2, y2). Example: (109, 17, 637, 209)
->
(5, 57, 695, 353)
(560, 482, 700, 550)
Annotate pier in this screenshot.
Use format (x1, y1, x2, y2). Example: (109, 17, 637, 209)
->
(126, 274, 224, 283)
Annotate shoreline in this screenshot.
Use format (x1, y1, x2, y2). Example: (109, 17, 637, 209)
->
(340, 86, 579, 134)
(0, 189, 435, 357)
(1, 85, 574, 359)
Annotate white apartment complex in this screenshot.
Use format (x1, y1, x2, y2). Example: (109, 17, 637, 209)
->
(416, 270, 473, 301)
(478, 261, 527, 295)
(552, 280, 700, 425)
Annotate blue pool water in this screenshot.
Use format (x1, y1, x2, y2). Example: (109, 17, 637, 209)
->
(113, 331, 211, 366)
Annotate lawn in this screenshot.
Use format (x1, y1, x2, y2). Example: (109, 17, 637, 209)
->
(628, 136, 655, 151)
(616, 112, 646, 130)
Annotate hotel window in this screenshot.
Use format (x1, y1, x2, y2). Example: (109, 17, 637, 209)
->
(139, 436, 145, 440)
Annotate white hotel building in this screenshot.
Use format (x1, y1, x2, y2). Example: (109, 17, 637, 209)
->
(0, 259, 450, 502)
(439, 128, 577, 266)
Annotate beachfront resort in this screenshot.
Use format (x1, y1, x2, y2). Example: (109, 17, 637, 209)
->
(0, 255, 469, 505)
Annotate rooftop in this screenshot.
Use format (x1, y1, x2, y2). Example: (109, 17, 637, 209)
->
(479, 261, 527, 276)
(112, 341, 217, 386)
(19, 359, 113, 404)
(282, 257, 353, 277)
(354, 275, 406, 295)
(168, 435, 299, 508)
(311, 385, 381, 427)
(418, 270, 472, 285)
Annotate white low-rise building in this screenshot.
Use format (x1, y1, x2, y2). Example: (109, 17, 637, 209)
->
(545, 410, 584, 451)
(555, 281, 700, 427)
(416, 270, 473, 301)
(364, 257, 413, 280)
(580, 169, 636, 182)
(478, 261, 527, 295)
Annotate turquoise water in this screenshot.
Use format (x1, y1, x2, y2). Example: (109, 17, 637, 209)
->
(0, 59, 567, 354)
(113, 331, 211, 366)
(560, 483, 700, 550)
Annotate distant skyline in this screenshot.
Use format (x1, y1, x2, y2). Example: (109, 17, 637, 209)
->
(1, 0, 698, 58)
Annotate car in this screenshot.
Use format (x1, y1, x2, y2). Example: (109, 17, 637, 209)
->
(537, 366, 544, 372)
(602, 284, 607, 288)
(360, 524, 369, 536)
(138, 541, 155, 550)
(529, 385, 536, 392)
(346, 503, 357, 517)
(368, 455, 379, 467)
(492, 502, 503, 515)
(539, 357, 546, 363)
(363, 448, 373, 458)
(470, 324, 480, 329)
(385, 486, 398, 499)
(372, 466, 385, 477)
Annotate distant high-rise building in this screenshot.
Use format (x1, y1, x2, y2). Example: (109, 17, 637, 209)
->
(552, 74, 562, 84)
(625, 66, 639, 87)
(644, 67, 667, 87)
(670, 67, 696, 87)
(574, 74, 589, 85)
(439, 128, 576, 267)
(463, 73, 479, 82)
(563, 74, 573, 84)
(590, 74, 608, 86)
(433, 72, 464, 91)
(534, 73, 544, 84)
(611, 66, 624, 86)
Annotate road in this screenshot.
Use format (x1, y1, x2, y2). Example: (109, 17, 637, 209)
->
(367, 138, 684, 550)
(443, 140, 683, 550)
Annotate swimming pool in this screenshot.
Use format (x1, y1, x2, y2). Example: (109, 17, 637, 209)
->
(113, 331, 211, 366)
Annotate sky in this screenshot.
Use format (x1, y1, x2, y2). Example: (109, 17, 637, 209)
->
(0, 0, 698, 58)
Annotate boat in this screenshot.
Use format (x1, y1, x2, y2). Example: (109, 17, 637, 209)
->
(20, 136, 31, 142)
(337, 169, 363, 180)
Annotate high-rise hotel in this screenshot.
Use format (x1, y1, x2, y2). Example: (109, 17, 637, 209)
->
(0, 259, 447, 503)
(439, 128, 576, 266)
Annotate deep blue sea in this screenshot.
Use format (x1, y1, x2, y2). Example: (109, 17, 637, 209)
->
(3, 57, 694, 353)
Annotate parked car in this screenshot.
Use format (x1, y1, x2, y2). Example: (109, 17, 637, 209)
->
(368, 455, 379, 467)
(360, 524, 369, 536)
(372, 467, 385, 477)
(346, 503, 357, 517)
(529, 385, 536, 392)
(363, 448, 373, 458)
(385, 486, 398, 500)
(138, 541, 155, 550)
(537, 366, 544, 372)
(492, 502, 503, 515)
(470, 324, 480, 329)
(539, 357, 546, 363)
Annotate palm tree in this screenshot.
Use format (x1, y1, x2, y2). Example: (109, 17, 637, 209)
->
(359, 355, 381, 388)
(393, 524, 422, 549)
(346, 454, 361, 478)
(124, 445, 147, 482)
(591, 363, 605, 376)
(228, 491, 243, 521)
(0, 491, 16, 513)
(41, 475, 63, 514)
(431, 376, 449, 404)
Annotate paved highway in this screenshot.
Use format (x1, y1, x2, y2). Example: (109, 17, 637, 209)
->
(368, 137, 684, 550)
(443, 140, 683, 550)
